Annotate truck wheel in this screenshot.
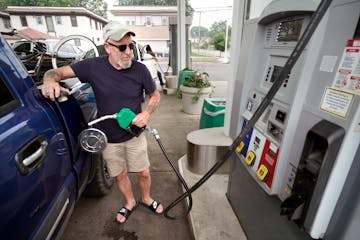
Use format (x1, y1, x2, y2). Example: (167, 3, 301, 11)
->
(84, 153, 114, 197)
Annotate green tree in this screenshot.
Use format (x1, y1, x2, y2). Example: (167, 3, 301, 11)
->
(0, 0, 108, 18)
(190, 26, 208, 38)
(208, 20, 231, 38)
(212, 32, 230, 52)
(212, 32, 225, 51)
(76, 0, 107, 18)
(208, 20, 231, 52)
(0, 0, 75, 9)
(185, 0, 193, 17)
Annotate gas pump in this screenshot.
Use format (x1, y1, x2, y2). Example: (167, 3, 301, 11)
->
(227, 0, 360, 239)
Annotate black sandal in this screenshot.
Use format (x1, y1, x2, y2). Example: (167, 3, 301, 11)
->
(116, 203, 138, 224)
(140, 200, 163, 215)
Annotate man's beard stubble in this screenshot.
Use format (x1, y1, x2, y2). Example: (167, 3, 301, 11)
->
(118, 59, 132, 69)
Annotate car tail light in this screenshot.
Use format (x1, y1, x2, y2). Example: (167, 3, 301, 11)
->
(43, 55, 51, 60)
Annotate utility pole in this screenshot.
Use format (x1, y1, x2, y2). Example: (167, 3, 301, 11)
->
(198, 11, 201, 54)
(177, 0, 186, 71)
(222, 19, 229, 63)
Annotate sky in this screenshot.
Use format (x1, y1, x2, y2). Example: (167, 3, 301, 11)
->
(189, 0, 233, 29)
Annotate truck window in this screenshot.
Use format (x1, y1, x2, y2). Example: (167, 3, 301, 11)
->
(0, 76, 20, 117)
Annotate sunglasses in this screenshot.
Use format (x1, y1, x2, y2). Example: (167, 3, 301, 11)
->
(107, 42, 135, 52)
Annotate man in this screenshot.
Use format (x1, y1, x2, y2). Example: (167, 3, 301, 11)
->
(41, 21, 163, 224)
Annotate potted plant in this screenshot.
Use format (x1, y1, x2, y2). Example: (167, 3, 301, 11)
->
(180, 70, 213, 114)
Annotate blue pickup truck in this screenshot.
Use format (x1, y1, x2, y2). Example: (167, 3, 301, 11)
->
(0, 34, 114, 239)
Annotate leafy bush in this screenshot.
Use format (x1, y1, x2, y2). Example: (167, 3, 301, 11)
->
(182, 71, 211, 88)
(182, 71, 211, 103)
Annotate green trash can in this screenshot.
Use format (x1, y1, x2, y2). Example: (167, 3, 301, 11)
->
(199, 98, 226, 129)
(177, 70, 195, 97)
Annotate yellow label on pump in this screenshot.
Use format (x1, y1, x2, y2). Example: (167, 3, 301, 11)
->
(245, 151, 256, 166)
(256, 164, 269, 181)
(236, 141, 245, 153)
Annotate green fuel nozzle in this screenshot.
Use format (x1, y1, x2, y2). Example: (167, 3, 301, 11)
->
(115, 108, 136, 129)
(87, 108, 145, 137)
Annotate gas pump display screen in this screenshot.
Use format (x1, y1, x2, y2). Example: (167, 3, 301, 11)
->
(277, 19, 303, 42)
(270, 66, 283, 83)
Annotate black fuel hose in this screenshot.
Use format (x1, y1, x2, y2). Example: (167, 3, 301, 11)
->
(147, 128, 193, 220)
(155, 0, 332, 220)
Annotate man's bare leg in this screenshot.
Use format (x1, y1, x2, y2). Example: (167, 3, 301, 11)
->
(116, 169, 137, 223)
(137, 168, 163, 213)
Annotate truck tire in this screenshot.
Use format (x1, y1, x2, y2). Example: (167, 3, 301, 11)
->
(84, 153, 114, 197)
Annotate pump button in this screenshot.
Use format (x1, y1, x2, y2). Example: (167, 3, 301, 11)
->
(256, 164, 269, 181)
(236, 141, 245, 154)
(245, 151, 256, 166)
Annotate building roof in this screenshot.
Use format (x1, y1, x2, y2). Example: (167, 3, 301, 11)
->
(3, 27, 58, 41)
(5, 6, 108, 23)
(0, 11, 10, 18)
(128, 25, 169, 41)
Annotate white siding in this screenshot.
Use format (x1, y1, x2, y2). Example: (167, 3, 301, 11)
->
(115, 16, 168, 26)
(10, 14, 105, 45)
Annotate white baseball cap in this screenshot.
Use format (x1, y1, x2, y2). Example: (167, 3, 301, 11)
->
(103, 21, 135, 41)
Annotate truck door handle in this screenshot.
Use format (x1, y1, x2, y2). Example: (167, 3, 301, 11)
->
(15, 135, 49, 175)
(23, 140, 48, 166)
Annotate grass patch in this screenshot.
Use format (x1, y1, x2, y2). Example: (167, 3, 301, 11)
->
(191, 51, 212, 57)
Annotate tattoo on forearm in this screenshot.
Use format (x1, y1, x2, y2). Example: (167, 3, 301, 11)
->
(44, 70, 60, 81)
(145, 97, 160, 114)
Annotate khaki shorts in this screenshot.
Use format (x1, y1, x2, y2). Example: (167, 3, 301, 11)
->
(102, 134, 150, 177)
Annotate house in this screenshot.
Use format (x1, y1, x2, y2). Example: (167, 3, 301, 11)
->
(107, 4, 178, 57)
(5, 6, 107, 45)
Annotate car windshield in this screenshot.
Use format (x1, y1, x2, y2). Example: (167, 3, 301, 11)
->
(12, 40, 81, 59)
(46, 41, 80, 58)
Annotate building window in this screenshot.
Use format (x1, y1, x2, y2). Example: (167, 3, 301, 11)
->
(89, 19, 92, 29)
(95, 21, 98, 30)
(70, 16, 78, 27)
(161, 16, 167, 25)
(55, 16, 62, 25)
(146, 16, 152, 26)
(74, 39, 81, 46)
(20, 16, 28, 27)
(3, 19, 11, 29)
(36, 16, 43, 25)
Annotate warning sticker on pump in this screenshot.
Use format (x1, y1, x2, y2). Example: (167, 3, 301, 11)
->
(332, 39, 360, 95)
(320, 87, 354, 118)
